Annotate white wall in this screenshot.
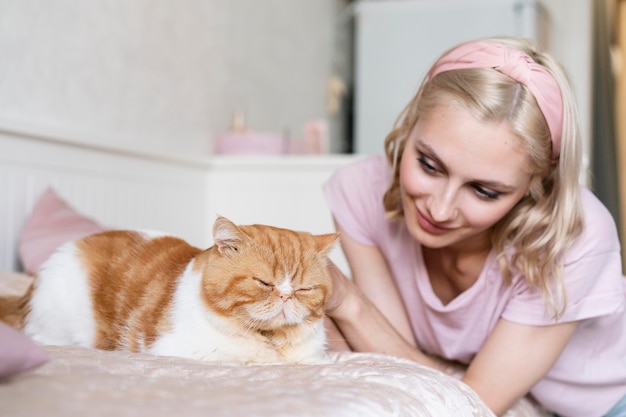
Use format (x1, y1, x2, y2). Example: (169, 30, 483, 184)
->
(351, 0, 593, 167)
(353, 0, 544, 155)
(0, 0, 344, 156)
(0, 0, 594, 162)
(537, 0, 594, 174)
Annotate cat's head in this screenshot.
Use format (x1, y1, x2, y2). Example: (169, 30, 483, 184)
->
(198, 216, 339, 332)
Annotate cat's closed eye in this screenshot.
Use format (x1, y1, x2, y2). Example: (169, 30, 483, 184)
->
(253, 277, 273, 288)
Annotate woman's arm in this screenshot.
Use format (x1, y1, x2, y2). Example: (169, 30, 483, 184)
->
(328, 223, 414, 343)
(327, 222, 580, 416)
(463, 318, 579, 416)
(326, 261, 451, 370)
(326, 223, 447, 369)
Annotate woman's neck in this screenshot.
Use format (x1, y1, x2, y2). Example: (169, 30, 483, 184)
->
(422, 233, 492, 304)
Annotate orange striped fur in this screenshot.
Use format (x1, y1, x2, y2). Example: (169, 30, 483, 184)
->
(79, 230, 201, 351)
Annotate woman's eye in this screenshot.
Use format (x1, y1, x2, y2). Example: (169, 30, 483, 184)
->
(473, 185, 500, 200)
(417, 155, 437, 173)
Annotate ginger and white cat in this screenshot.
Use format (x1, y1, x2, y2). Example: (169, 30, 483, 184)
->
(20, 216, 338, 365)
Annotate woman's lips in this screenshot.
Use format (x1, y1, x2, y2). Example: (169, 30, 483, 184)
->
(416, 209, 453, 235)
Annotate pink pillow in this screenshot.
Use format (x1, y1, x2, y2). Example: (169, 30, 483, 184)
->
(0, 322, 49, 379)
(19, 188, 104, 275)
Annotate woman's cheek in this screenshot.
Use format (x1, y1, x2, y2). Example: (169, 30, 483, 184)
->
(401, 167, 434, 198)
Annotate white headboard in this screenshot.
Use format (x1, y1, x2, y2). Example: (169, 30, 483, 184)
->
(0, 129, 209, 272)
(1, 123, 359, 274)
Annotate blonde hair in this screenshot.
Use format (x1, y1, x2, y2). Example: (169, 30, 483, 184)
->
(382, 37, 584, 318)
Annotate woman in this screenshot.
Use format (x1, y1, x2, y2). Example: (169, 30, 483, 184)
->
(323, 37, 626, 417)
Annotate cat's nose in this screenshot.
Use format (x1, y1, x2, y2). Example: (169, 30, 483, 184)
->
(279, 293, 292, 302)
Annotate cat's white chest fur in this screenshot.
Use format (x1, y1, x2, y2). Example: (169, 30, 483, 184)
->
(24, 242, 97, 346)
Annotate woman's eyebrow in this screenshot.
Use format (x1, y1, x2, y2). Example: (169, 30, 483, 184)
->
(416, 140, 446, 168)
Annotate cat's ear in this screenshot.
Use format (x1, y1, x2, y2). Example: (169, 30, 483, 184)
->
(213, 216, 248, 255)
(313, 233, 339, 254)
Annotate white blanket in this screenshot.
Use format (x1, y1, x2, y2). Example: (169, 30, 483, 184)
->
(0, 345, 548, 417)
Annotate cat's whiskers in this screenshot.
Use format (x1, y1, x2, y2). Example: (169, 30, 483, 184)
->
(241, 316, 264, 331)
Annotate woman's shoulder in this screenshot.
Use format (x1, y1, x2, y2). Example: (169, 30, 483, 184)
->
(580, 186, 614, 218)
(564, 185, 622, 269)
(323, 154, 393, 246)
(325, 154, 390, 198)
(330, 153, 390, 180)
(576, 186, 621, 253)
(501, 186, 623, 325)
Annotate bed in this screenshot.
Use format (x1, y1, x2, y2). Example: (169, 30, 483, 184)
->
(0, 127, 549, 417)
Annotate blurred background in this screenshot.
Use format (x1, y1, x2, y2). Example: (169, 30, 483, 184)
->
(0, 0, 624, 257)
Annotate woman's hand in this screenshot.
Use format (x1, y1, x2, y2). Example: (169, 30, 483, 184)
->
(325, 259, 356, 316)
(324, 221, 459, 372)
(323, 222, 419, 350)
(324, 260, 360, 351)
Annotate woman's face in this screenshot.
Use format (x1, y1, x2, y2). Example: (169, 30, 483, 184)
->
(400, 103, 531, 251)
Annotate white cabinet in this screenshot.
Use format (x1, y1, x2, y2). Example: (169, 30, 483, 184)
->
(205, 155, 363, 274)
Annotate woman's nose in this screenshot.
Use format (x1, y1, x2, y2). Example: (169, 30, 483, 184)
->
(427, 185, 458, 223)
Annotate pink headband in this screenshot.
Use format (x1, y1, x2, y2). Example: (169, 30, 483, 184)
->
(429, 41, 563, 159)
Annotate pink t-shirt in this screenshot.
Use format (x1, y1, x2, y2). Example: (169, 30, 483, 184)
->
(323, 154, 626, 417)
